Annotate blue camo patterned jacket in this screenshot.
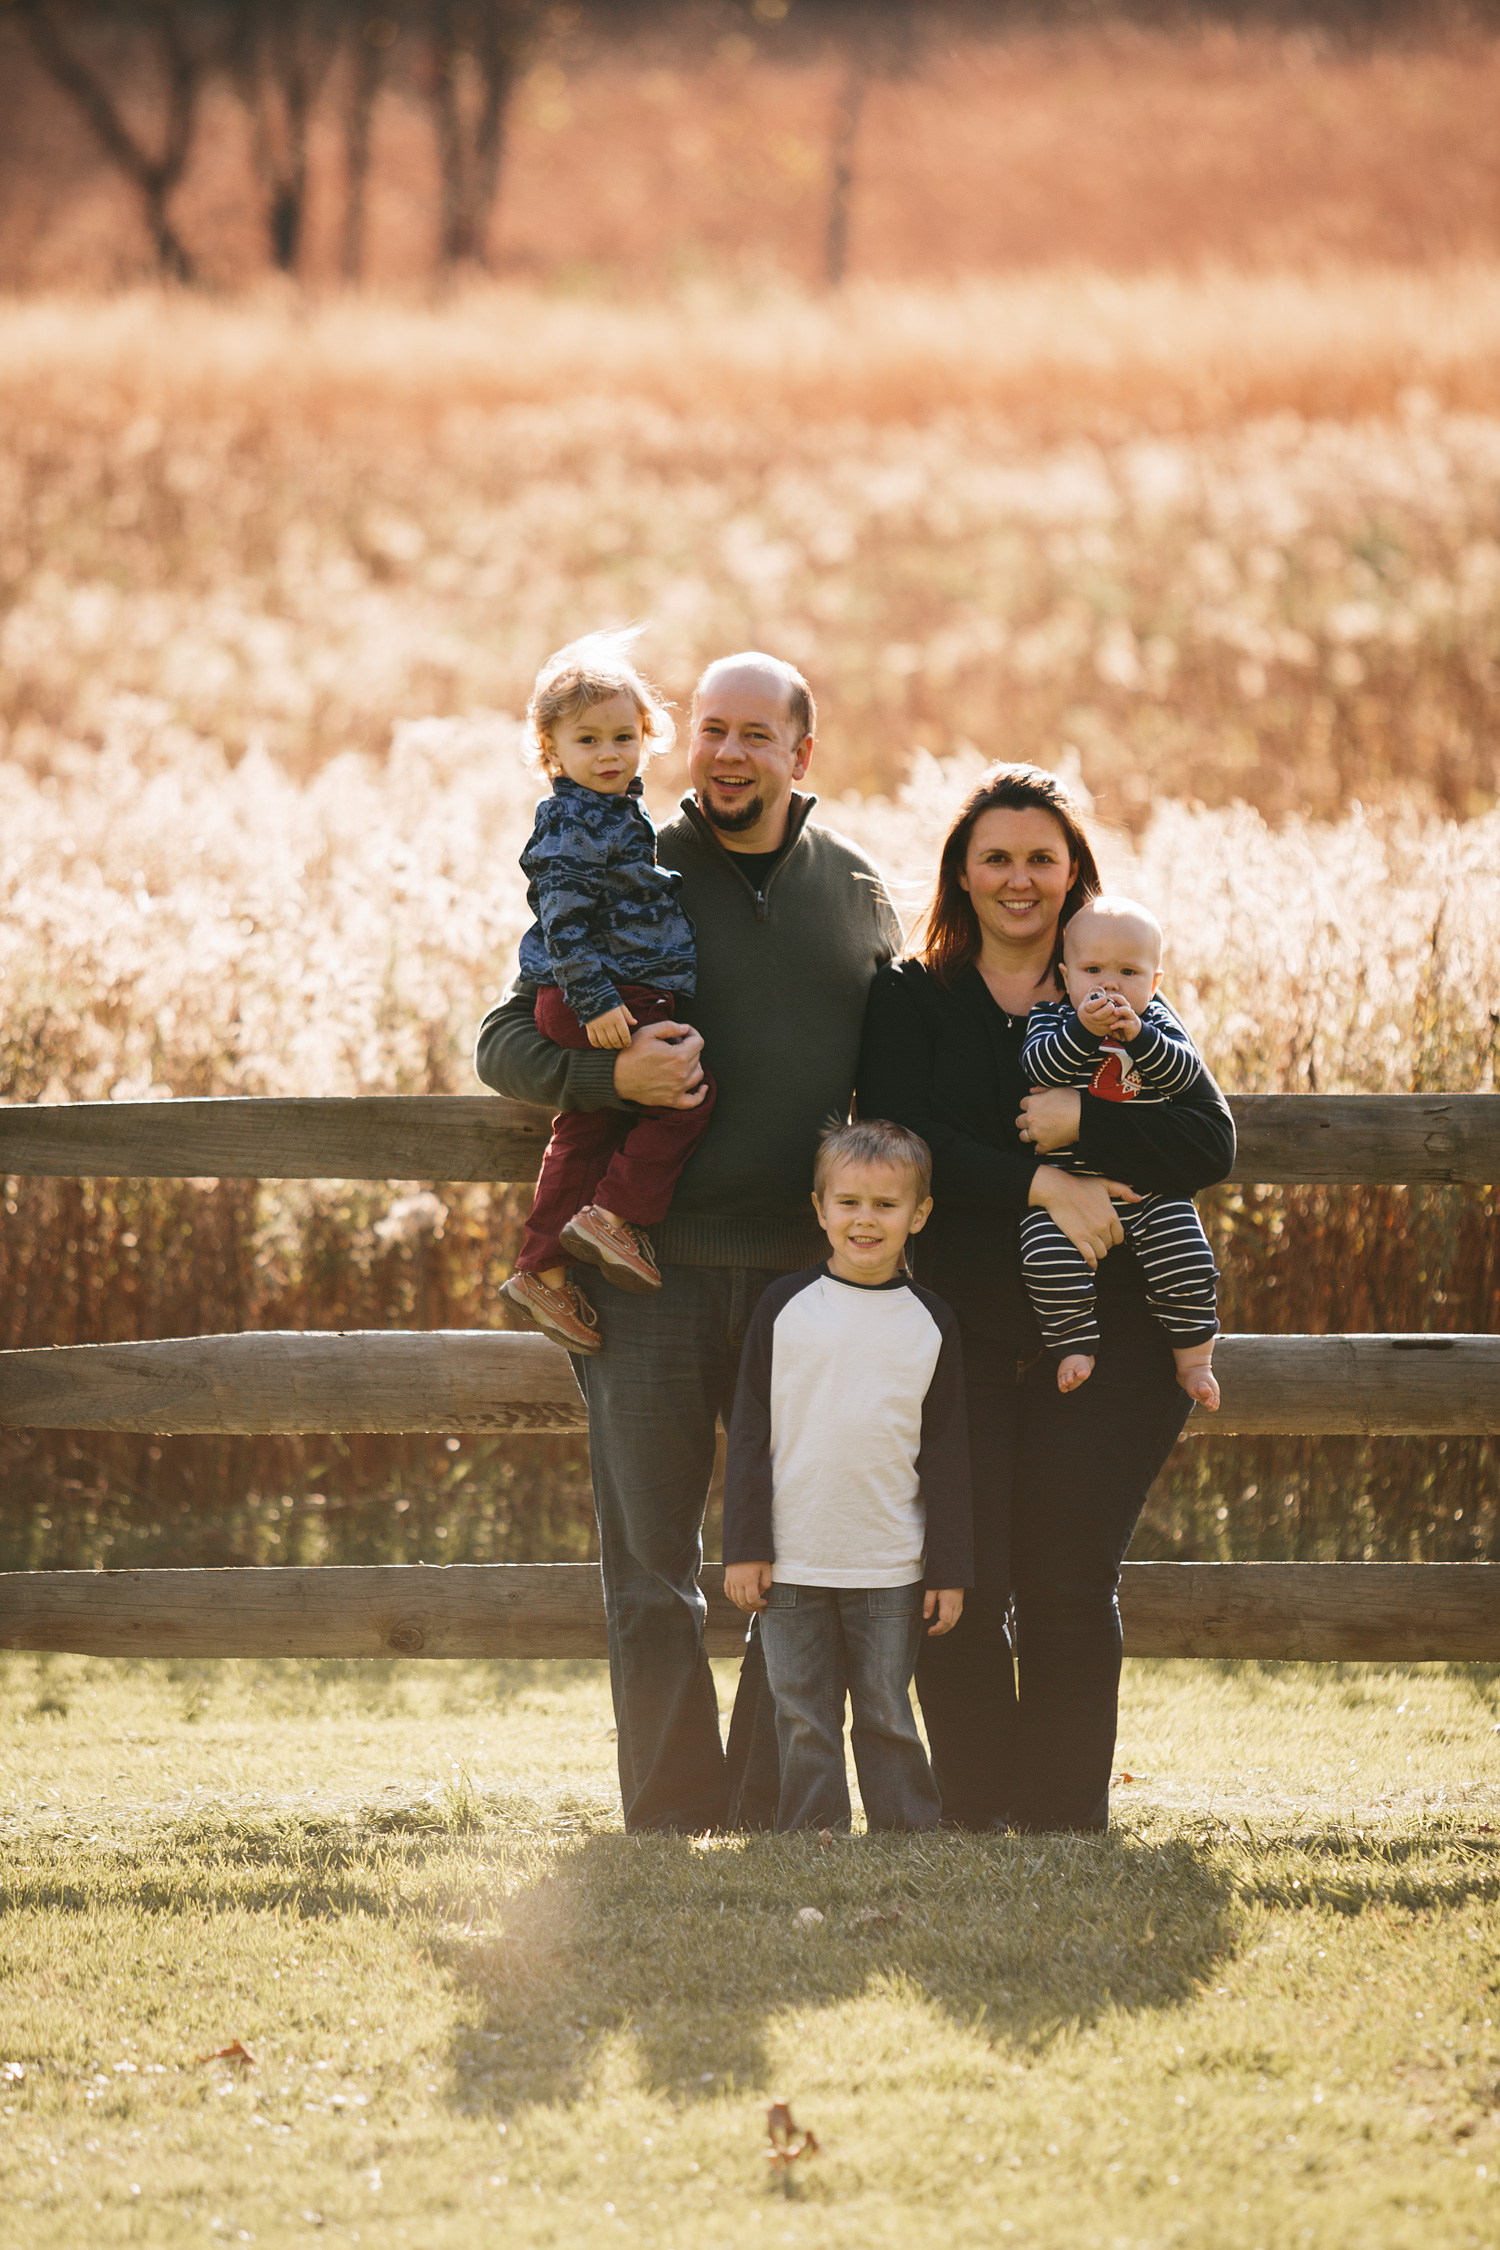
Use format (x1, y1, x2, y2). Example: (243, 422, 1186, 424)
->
(516, 774, 699, 1025)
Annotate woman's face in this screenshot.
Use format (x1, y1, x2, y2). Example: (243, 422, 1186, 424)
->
(958, 807, 1077, 953)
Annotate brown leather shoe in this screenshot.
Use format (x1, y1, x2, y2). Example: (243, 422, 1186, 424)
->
(499, 1271, 602, 1353)
(559, 1205, 662, 1294)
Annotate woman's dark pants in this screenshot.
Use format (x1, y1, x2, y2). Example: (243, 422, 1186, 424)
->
(916, 1309, 1192, 1833)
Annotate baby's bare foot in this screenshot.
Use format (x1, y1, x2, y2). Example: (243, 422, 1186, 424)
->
(1177, 1363, 1220, 1410)
(1058, 1353, 1095, 1394)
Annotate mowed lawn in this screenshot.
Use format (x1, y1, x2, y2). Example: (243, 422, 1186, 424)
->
(2, 1653, 1498, 2250)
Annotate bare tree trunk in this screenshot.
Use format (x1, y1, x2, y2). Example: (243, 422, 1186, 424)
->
(429, 0, 469, 263)
(470, 1, 516, 251)
(233, 0, 338, 277)
(429, 0, 529, 272)
(20, 0, 203, 282)
(825, 54, 867, 290)
(341, 17, 388, 283)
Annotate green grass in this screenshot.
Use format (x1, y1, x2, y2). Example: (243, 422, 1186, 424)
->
(3, 1655, 1499, 2248)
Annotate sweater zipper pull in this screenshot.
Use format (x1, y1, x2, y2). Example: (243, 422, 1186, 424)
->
(754, 889, 768, 922)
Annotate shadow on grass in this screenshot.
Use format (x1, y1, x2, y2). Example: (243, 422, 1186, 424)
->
(1235, 1822, 1500, 1916)
(429, 1826, 1240, 2115)
(10, 1802, 1496, 1933)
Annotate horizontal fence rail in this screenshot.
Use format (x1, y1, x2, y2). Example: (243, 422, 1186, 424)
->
(1, 1092, 1497, 1186)
(0, 1331, 587, 1435)
(2, 1330, 1497, 1438)
(0, 1095, 551, 1183)
(1, 1562, 1494, 1663)
(3, 1090, 1495, 1674)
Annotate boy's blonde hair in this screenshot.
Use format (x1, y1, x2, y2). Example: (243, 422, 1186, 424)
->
(525, 629, 675, 774)
(813, 1118, 932, 1204)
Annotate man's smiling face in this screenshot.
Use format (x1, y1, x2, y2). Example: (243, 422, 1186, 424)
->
(688, 659, 813, 852)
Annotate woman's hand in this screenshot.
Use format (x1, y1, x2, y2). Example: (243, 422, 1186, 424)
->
(1017, 1087, 1081, 1153)
(1027, 1168, 1140, 1269)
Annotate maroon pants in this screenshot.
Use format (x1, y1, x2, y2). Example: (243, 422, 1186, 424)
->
(517, 984, 717, 1273)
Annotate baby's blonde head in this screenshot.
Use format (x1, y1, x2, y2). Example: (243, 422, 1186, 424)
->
(1062, 895, 1164, 969)
(525, 629, 675, 775)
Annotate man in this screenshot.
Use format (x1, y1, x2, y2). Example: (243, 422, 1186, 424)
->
(475, 651, 901, 1832)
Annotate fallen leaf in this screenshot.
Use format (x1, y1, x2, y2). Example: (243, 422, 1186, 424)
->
(1117, 1772, 1138, 1784)
(793, 1906, 824, 1928)
(2, 2062, 24, 2082)
(195, 2040, 256, 2068)
(816, 1828, 834, 1849)
(767, 2095, 819, 2175)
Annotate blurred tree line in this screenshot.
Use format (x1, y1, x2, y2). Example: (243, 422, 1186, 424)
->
(4, 0, 1491, 286)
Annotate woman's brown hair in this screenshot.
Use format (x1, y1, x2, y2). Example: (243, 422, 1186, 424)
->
(909, 763, 1102, 988)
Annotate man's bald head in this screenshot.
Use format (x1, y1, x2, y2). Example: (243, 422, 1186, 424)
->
(692, 651, 816, 745)
(688, 650, 817, 852)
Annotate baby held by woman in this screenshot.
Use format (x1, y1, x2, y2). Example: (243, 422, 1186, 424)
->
(1020, 895, 1222, 1408)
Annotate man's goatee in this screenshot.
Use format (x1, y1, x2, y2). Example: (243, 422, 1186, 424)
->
(703, 792, 765, 834)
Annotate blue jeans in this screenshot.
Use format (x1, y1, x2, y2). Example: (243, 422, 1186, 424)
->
(571, 1263, 783, 1833)
(760, 1582, 939, 1834)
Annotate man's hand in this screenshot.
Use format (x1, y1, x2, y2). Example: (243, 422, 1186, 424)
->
(1016, 1086, 1081, 1152)
(586, 1003, 637, 1051)
(1027, 1168, 1140, 1269)
(924, 1588, 964, 1636)
(1078, 989, 1140, 1042)
(724, 1561, 772, 1613)
(613, 1019, 708, 1109)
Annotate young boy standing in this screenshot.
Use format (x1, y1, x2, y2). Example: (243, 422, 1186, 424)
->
(723, 1120, 972, 1835)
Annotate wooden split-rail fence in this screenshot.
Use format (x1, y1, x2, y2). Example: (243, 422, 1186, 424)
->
(0, 1092, 1496, 1664)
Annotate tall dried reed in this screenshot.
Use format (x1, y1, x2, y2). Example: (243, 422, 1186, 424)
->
(5, 285, 1500, 827)
(2, 723, 1495, 1569)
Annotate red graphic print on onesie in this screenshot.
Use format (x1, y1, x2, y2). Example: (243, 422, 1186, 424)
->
(1089, 1044, 1144, 1102)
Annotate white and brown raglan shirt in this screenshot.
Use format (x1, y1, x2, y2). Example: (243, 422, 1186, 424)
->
(723, 1266, 974, 1590)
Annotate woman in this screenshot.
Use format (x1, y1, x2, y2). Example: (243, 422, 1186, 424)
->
(857, 765, 1234, 1832)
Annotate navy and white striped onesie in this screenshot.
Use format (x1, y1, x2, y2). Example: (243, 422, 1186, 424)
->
(1019, 996, 1219, 1358)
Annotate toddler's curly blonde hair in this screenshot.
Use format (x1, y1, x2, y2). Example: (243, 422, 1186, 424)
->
(525, 629, 675, 774)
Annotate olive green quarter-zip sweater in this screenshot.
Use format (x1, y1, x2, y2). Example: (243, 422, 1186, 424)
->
(474, 793, 902, 1270)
